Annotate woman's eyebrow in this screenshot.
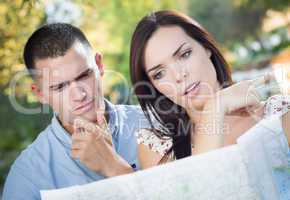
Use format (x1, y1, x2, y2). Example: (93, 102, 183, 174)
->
(147, 42, 187, 74)
(147, 64, 162, 74)
(172, 42, 187, 57)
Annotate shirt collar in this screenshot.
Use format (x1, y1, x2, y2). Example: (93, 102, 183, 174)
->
(50, 99, 119, 148)
(104, 99, 118, 136)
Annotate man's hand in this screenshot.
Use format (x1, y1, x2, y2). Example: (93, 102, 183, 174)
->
(71, 118, 133, 177)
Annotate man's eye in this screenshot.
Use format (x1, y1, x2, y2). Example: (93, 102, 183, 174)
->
(153, 70, 165, 80)
(76, 69, 94, 81)
(180, 50, 192, 59)
(53, 82, 68, 92)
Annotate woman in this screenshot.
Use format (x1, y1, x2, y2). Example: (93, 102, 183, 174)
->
(129, 10, 290, 168)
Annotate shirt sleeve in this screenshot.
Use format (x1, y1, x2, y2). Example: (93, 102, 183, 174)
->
(2, 165, 40, 200)
(136, 129, 172, 156)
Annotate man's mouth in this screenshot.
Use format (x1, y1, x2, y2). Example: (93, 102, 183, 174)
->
(184, 81, 201, 96)
(73, 99, 94, 114)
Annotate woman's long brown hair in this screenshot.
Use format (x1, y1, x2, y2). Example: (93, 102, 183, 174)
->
(130, 10, 232, 160)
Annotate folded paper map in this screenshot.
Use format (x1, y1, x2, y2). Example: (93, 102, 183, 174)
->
(41, 109, 290, 200)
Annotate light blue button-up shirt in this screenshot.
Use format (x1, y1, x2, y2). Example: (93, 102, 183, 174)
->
(2, 100, 150, 200)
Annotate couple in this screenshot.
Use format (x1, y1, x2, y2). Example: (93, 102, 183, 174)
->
(3, 10, 290, 200)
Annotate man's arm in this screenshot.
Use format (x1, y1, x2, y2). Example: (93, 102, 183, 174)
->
(3, 166, 39, 200)
(100, 146, 134, 177)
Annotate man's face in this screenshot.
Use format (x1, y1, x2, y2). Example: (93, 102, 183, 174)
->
(33, 42, 105, 125)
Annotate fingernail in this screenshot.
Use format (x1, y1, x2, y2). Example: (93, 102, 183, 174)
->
(97, 115, 104, 124)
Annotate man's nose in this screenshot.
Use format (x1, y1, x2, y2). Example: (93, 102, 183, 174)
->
(69, 82, 87, 101)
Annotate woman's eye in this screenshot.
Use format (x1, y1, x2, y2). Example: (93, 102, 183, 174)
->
(153, 70, 165, 80)
(180, 50, 192, 59)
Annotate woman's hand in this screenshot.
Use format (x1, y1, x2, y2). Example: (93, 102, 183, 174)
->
(193, 73, 274, 154)
(214, 73, 274, 116)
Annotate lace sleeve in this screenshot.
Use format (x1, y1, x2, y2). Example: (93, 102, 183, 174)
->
(260, 95, 290, 168)
(264, 95, 290, 117)
(136, 129, 172, 156)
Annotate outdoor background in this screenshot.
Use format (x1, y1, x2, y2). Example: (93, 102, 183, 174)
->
(0, 0, 289, 197)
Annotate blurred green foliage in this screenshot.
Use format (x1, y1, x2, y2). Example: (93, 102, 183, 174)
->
(0, 0, 289, 193)
(81, 0, 178, 80)
(187, 0, 289, 46)
(0, 0, 47, 190)
(77, 0, 180, 103)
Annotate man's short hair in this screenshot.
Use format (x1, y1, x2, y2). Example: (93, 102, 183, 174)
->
(23, 23, 91, 77)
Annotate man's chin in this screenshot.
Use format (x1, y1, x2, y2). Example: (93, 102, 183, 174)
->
(74, 111, 99, 123)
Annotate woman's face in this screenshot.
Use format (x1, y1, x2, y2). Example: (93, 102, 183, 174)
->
(144, 25, 220, 112)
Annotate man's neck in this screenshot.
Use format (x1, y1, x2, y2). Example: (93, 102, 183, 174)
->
(57, 117, 79, 135)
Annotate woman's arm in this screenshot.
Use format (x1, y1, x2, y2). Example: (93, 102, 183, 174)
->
(192, 100, 226, 155)
(136, 129, 172, 169)
(282, 110, 290, 146)
(193, 77, 270, 155)
(137, 143, 164, 169)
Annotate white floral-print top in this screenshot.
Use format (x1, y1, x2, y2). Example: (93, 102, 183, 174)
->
(136, 129, 173, 157)
(137, 95, 290, 158)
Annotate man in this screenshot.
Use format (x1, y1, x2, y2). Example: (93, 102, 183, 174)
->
(3, 23, 150, 200)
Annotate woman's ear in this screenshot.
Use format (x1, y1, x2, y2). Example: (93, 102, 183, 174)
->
(205, 49, 212, 58)
(31, 83, 47, 104)
(95, 52, 104, 76)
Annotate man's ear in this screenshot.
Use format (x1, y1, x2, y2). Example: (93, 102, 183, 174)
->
(31, 83, 47, 104)
(95, 52, 104, 76)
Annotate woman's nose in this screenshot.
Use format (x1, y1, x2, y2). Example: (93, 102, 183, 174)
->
(175, 70, 188, 84)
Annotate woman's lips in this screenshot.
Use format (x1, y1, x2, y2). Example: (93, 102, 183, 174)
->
(184, 81, 201, 96)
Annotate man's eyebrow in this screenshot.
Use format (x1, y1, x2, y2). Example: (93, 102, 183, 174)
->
(74, 68, 91, 80)
(49, 68, 91, 89)
(147, 42, 187, 74)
